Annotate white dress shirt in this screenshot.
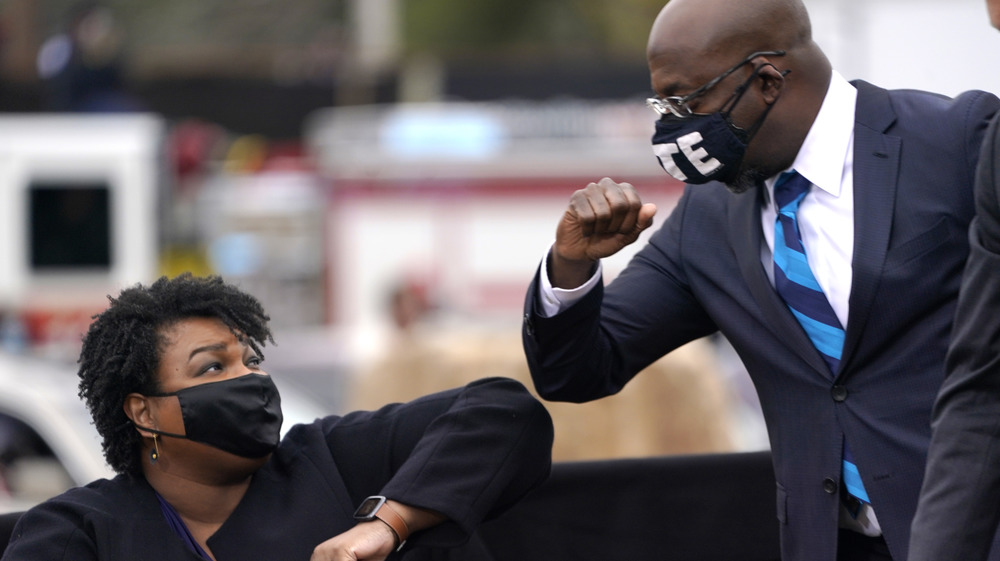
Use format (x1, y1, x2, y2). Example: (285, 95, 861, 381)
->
(760, 70, 856, 329)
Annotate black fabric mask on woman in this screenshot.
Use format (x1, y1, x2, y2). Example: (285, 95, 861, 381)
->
(651, 65, 777, 185)
(135, 373, 283, 458)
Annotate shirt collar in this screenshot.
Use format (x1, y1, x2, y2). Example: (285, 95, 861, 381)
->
(780, 70, 857, 197)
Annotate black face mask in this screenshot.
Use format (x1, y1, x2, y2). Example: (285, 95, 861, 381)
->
(135, 373, 283, 458)
(651, 66, 776, 185)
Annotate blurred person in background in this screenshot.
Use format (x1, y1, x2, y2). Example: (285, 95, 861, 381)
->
(36, 2, 142, 112)
(2, 274, 553, 561)
(908, 1, 1000, 559)
(350, 276, 741, 463)
(521, 0, 999, 559)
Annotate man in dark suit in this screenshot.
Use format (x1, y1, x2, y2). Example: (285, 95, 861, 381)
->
(908, 1, 1000, 560)
(521, 0, 999, 559)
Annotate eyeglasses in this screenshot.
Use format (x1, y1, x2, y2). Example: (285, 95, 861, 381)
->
(646, 50, 786, 118)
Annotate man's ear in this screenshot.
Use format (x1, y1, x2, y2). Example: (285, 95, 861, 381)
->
(124, 393, 155, 436)
(756, 62, 786, 105)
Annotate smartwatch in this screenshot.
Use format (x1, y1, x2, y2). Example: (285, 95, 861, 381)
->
(353, 495, 410, 551)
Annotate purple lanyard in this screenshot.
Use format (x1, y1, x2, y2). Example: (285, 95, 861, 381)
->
(154, 491, 213, 560)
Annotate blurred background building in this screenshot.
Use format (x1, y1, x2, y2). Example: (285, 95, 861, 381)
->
(0, 0, 997, 510)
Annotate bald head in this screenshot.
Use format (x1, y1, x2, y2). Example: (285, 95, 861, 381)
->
(646, 0, 830, 118)
(648, 0, 812, 64)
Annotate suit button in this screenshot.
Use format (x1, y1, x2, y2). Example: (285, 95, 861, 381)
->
(823, 478, 838, 494)
(831, 385, 848, 402)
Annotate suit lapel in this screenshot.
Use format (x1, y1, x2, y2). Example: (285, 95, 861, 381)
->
(728, 185, 831, 376)
(727, 80, 901, 379)
(839, 81, 899, 378)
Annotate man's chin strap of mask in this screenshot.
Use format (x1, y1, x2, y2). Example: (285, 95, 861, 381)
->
(724, 63, 790, 145)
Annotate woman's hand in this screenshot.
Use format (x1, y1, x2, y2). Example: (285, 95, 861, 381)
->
(310, 521, 396, 561)
(310, 499, 445, 561)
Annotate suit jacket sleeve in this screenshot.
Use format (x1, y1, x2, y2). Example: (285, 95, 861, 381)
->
(522, 186, 718, 403)
(320, 376, 554, 548)
(909, 114, 1000, 560)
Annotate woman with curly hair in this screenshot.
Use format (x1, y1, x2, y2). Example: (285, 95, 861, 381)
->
(2, 274, 553, 561)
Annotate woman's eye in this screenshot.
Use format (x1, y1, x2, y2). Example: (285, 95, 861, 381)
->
(199, 362, 223, 375)
(247, 356, 262, 367)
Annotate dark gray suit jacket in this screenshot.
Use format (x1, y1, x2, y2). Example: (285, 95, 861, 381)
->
(522, 81, 999, 561)
(909, 114, 1000, 561)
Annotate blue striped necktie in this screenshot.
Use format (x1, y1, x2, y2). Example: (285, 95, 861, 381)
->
(772, 170, 871, 512)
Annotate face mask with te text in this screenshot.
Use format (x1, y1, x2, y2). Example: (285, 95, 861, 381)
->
(651, 111, 749, 184)
(650, 64, 776, 185)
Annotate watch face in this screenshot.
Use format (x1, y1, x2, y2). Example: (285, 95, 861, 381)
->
(354, 496, 386, 519)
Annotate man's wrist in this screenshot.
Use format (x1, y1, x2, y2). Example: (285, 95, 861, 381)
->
(548, 249, 598, 290)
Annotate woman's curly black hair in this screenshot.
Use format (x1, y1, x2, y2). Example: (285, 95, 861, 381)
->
(77, 273, 274, 475)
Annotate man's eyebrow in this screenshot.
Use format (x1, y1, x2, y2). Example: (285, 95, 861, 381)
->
(188, 342, 228, 361)
(652, 77, 686, 97)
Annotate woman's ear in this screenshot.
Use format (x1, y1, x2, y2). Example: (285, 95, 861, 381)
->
(124, 393, 155, 436)
(756, 62, 786, 105)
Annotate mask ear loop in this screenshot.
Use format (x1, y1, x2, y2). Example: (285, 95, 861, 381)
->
(723, 63, 791, 142)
